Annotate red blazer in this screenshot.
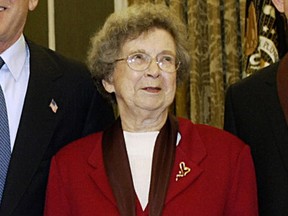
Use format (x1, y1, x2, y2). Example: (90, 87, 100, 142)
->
(45, 118, 258, 216)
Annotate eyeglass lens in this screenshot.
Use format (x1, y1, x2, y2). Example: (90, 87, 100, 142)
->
(126, 53, 179, 72)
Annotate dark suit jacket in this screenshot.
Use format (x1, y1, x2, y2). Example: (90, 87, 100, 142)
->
(0, 39, 115, 216)
(45, 118, 258, 216)
(224, 54, 288, 216)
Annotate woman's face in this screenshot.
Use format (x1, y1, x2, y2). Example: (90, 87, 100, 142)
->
(103, 28, 177, 117)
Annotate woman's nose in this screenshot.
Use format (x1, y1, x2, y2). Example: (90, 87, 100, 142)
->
(144, 59, 160, 78)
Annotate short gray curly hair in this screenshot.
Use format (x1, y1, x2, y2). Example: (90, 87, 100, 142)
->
(87, 3, 191, 103)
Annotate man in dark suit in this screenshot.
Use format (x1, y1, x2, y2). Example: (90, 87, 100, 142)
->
(0, 1, 114, 215)
(224, 1, 288, 215)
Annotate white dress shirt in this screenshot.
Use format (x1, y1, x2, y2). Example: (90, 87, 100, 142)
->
(0, 34, 30, 151)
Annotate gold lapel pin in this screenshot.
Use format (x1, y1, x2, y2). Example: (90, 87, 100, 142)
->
(176, 162, 191, 181)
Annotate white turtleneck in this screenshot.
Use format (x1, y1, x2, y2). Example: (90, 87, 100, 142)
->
(124, 131, 159, 210)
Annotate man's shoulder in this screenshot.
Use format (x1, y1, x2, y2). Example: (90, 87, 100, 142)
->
(238, 63, 278, 87)
(227, 62, 279, 97)
(27, 40, 89, 74)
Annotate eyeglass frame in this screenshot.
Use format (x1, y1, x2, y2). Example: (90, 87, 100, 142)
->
(114, 52, 181, 73)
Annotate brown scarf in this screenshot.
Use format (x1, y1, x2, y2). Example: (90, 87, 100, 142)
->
(102, 114, 178, 216)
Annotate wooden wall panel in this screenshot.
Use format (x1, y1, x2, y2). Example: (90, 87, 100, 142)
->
(25, 0, 49, 47)
(55, 1, 114, 62)
(24, 0, 114, 63)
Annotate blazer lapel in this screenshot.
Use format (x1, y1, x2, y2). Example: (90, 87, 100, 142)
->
(1, 41, 63, 215)
(87, 119, 206, 209)
(88, 141, 118, 207)
(165, 122, 206, 204)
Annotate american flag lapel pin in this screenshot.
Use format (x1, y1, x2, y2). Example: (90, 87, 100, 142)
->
(49, 99, 58, 113)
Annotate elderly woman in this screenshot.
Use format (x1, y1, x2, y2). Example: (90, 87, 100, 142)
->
(44, 3, 258, 216)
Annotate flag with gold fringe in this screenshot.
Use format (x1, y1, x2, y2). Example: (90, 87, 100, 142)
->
(245, 0, 287, 77)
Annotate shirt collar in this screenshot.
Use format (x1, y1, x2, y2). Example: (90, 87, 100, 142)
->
(0, 34, 28, 81)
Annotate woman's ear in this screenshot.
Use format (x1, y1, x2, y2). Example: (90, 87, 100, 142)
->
(272, 0, 284, 12)
(102, 78, 115, 93)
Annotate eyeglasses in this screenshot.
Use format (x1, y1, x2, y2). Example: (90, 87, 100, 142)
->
(115, 52, 180, 73)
